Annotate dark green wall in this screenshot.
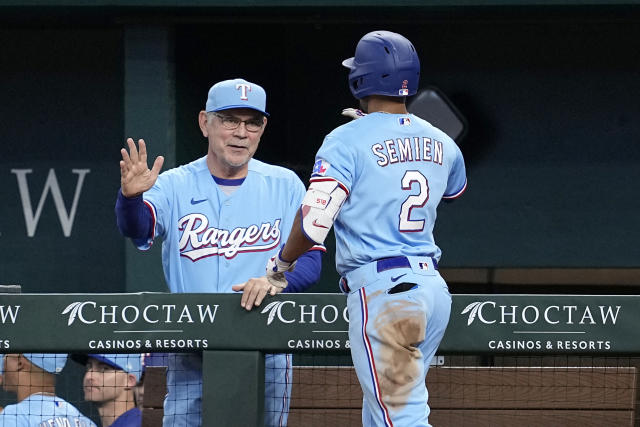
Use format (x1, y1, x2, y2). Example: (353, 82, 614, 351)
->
(173, 15, 640, 271)
(0, 28, 125, 293)
(1, 6, 639, 295)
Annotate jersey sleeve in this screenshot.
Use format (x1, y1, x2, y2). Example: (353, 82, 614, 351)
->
(443, 143, 467, 199)
(138, 172, 173, 249)
(115, 190, 153, 242)
(283, 249, 323, 293)
(311, 134, 355, 192)
(288, 172, 327, 253)
(282, 171, 325, 291)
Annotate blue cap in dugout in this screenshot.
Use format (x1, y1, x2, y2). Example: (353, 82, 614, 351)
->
(23, 353, 68, 374)
(86, 354, 143, 381)
(205, 78, 269, 117)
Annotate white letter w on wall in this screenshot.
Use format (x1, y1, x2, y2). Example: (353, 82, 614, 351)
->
(11, 168, 90, 237)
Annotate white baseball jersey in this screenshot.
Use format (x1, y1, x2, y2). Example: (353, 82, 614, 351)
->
(0, 394, 96, 427)
(139, 156, 306, 293)
(311, 112, 467, 275)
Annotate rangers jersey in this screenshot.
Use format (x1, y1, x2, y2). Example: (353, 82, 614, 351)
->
(0, 394, 96, 427)
(140, 156, 307, 293)
(312, 112, 467, 275)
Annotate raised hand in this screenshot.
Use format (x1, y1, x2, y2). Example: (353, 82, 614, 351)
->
(120, 138, 165, 198)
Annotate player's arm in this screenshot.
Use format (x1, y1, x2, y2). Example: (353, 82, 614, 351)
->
(231, 211, 319, 311)
(283, 247, 324, 293)
(234, 177, 347, 310)
(441, 143, 468, 203)
(232, 246, 324, 311)
(271, 178, 349, 279)
(238, 205, 331, 311)
(115, 190, 153, 245)
(278, 210, 315, 262)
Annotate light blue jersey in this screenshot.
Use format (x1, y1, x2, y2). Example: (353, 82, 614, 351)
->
(139, 156, 304, 426)
(141, 156, 306, 293)
(312, 112, 466, 275)
(0, 394, 96, 427)
(313, 112, 465, 426)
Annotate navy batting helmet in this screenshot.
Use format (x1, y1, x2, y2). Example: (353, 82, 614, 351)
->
(342, 30, 420, 99)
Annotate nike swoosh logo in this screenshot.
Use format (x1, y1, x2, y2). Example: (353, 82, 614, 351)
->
(312, 219, 329, 229)
(190, 198, 208, 205)
(391, 274, 407, 282)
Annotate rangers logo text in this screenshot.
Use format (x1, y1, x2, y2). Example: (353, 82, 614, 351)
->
(178, 214, 281, 260)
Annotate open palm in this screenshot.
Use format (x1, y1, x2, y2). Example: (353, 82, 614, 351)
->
(119, 138, 165, 198)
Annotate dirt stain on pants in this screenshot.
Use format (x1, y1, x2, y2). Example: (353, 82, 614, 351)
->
(370, 296, 426, 412)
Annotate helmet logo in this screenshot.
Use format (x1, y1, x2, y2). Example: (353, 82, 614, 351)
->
(398, 80, 409, 96)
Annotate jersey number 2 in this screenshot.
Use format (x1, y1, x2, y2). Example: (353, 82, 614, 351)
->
(399, 170, 429, 232)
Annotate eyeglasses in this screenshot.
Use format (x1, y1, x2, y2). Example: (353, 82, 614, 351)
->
(211, 112, 264, 132)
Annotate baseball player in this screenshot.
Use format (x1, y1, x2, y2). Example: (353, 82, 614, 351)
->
(0, 353, 96, 426)
(115, 78, 324, 426)
(259, 31, 467, 426)
(73, 353, 142, 427)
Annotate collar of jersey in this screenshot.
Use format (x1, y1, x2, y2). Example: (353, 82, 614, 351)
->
(212, 175, 245, 186)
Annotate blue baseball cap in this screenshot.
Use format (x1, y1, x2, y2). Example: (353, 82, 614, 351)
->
(23, 353, 68, 374)
(86, 354, 142, 382)
(205, 78, 269, 117)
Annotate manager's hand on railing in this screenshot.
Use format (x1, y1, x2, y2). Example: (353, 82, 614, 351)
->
(232, 276, 283, 311)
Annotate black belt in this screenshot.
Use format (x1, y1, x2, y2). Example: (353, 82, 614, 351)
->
(340, 256, 438, 293)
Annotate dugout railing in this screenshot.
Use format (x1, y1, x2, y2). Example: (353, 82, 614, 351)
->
(1, 291, 639, 425)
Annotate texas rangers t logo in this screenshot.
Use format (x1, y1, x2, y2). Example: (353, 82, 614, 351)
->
(236, 83, 251, 100)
